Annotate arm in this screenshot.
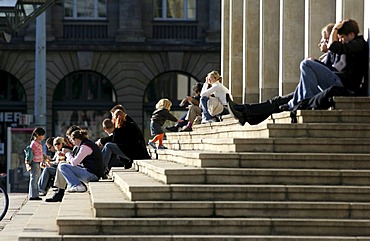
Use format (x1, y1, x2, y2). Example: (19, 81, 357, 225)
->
(64, 144, 92, 166)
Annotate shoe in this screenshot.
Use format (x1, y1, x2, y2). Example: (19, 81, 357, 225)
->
(124, 159, 133, 169)
(148, 141, 157, 149)
(45, 189, 65, 202)
(278, 104, 290, 111)
(180, 126, 193, 132)
(29, 197, 42, 201)
(157, 145, 167, 149)
(68, 184, 87, 193)
(201, 118, 217, 124)
(226, 94, 247, 126)
(39, 190, 47, 196)
(165, 126, 179, 132)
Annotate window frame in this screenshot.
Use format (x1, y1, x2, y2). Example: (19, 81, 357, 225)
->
(153, 0, 197, 21)
(64, 0, 107, 20)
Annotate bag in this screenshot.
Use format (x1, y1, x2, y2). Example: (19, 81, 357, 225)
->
(207, 96, 224, 116)
(24, 145, 34, 163)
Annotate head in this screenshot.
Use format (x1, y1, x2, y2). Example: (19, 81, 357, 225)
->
(102, 118, 114, 134)
(156, 98, 172, 111)
(53, 136, 66, 151)
(192, 83, 203, 96)
(66, 125, 81, 143)
(31, 127, 46, 142)
(46, 137, 55, 152)
(70, 129, 89, 146)
(206, 70, 222, 84)
(112, 110, 127, 128)
(110, 104, 126, 117)
(318, 23, 334, 53)
(337, 19, 359, 43)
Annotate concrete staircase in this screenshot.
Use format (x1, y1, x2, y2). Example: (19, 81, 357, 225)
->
(13, 97, 370, 240)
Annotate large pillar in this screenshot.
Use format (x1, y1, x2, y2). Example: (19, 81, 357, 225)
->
(279, 0, 305, 95)
(34, 12, 47, 128)
(228, 0, 244, 103)
(336, 0, 364, 32)
(115, 0, 145, 42)
(221, 0, 230, 87)
(259, 0, 280, 101)
(243, 0, 260, 103)
(305, 0, 336, 59)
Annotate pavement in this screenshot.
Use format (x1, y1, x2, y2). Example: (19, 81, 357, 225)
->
(0, 193, 28, 231)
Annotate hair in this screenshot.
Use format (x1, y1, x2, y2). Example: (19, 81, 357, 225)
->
(71, 129, 89, 141)
(30, 127, 46, 142)
(110, 104, 126, 114)
(322, 23, 335, 36)
(155, 98, 172, 110)
(337, 19, 359, 36)
(53, 136, 66, 146)
(112, 110, 127, 128)
(45, 137, 55, 147)
(66, 125, 81, 136)
(193, 83, 203, 93)
(208, 70, 223, 84)
(102, 118, 114, 129)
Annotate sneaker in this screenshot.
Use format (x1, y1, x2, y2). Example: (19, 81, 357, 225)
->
(29, 197, 42, 201)
(148, 141, 157, 149)
(68, 184, 87, 193)
(201, 118, 216, 124)
(157, 145, 168, 149)
(180, 126, 193, 132)
(39, 190, 47, 196)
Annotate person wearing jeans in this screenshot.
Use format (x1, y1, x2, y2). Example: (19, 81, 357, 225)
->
(59, 129, 105, 193)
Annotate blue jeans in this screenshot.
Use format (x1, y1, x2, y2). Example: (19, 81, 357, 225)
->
(200, 96, 229, 120)
(102, 142, 130, 171)
(29, 161, 41, 198)
(288, 59, 343, 109)
(38, 166, 56, 192)
(59, 163, 98, 187)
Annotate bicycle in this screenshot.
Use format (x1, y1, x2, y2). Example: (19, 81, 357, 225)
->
(0, 185, 9, 221)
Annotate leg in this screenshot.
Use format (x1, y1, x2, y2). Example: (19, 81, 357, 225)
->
(102, 142, 131, 172)
(288, 59, 343, 109)
(60, 163, 98, 189)
(200, 96, 213, 120)
(38, 166, 56, 194)
(29, 162, 41, 199)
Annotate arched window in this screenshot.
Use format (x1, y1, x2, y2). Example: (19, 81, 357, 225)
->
(142, 71, 199, 140)
(53, 71, 116, 140)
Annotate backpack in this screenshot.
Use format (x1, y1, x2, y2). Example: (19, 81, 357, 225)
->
(24, 145, 34, 164)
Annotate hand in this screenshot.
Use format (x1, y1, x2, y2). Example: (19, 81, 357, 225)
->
(334, 20, 345, 31)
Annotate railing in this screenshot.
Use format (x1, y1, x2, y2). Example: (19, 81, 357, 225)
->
(152, 22, 198, 40)
(63, 22, 108, 40)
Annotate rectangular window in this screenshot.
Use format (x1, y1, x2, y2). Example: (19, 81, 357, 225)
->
(64, 0, 107, 20)
(154, 0, 196, 20)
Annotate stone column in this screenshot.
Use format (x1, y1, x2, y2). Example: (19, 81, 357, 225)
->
(228, 0, 244, 103)
(115, 0, 145, 42)
(259, 0, 280, 101)
(206, 0, 221, 43)
(279, 0, 305, 95)
(336, 0, 364, 32)
(305, 0, 336, 59)
(243, 0, 260, 103)
(221, 0, 230, 88)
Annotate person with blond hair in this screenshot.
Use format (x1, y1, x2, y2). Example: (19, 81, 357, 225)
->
(200, 70, 231, 123)
(148, 98, 182, 149)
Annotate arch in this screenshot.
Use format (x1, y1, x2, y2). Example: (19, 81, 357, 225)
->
(52, 70, 117, 140)
(0, 70, 27, 109)
(142, 70, 200, 140)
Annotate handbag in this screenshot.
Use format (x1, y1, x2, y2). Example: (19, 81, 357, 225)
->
(207, 96, 224, 116)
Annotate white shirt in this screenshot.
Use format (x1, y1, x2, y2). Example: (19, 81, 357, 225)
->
(200, 81, 231, 105)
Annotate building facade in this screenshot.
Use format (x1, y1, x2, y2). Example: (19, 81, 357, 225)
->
(0, 0, 221, 177)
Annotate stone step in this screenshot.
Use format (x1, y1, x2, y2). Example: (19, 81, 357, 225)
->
(57, 217, 370, 236)
(164, 137, 370, 153)
(334, 97, 370, 110)
(134, 159, 370, 185)
(171, 122, 370, 140)
(17, 235, 370, 241)
(113, 171, 370, 202)
(90, 180, 370, 219)
(154, 150, 370, 169)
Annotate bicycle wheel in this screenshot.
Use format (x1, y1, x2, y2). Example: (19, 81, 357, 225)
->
(0, 185, 9, 221)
